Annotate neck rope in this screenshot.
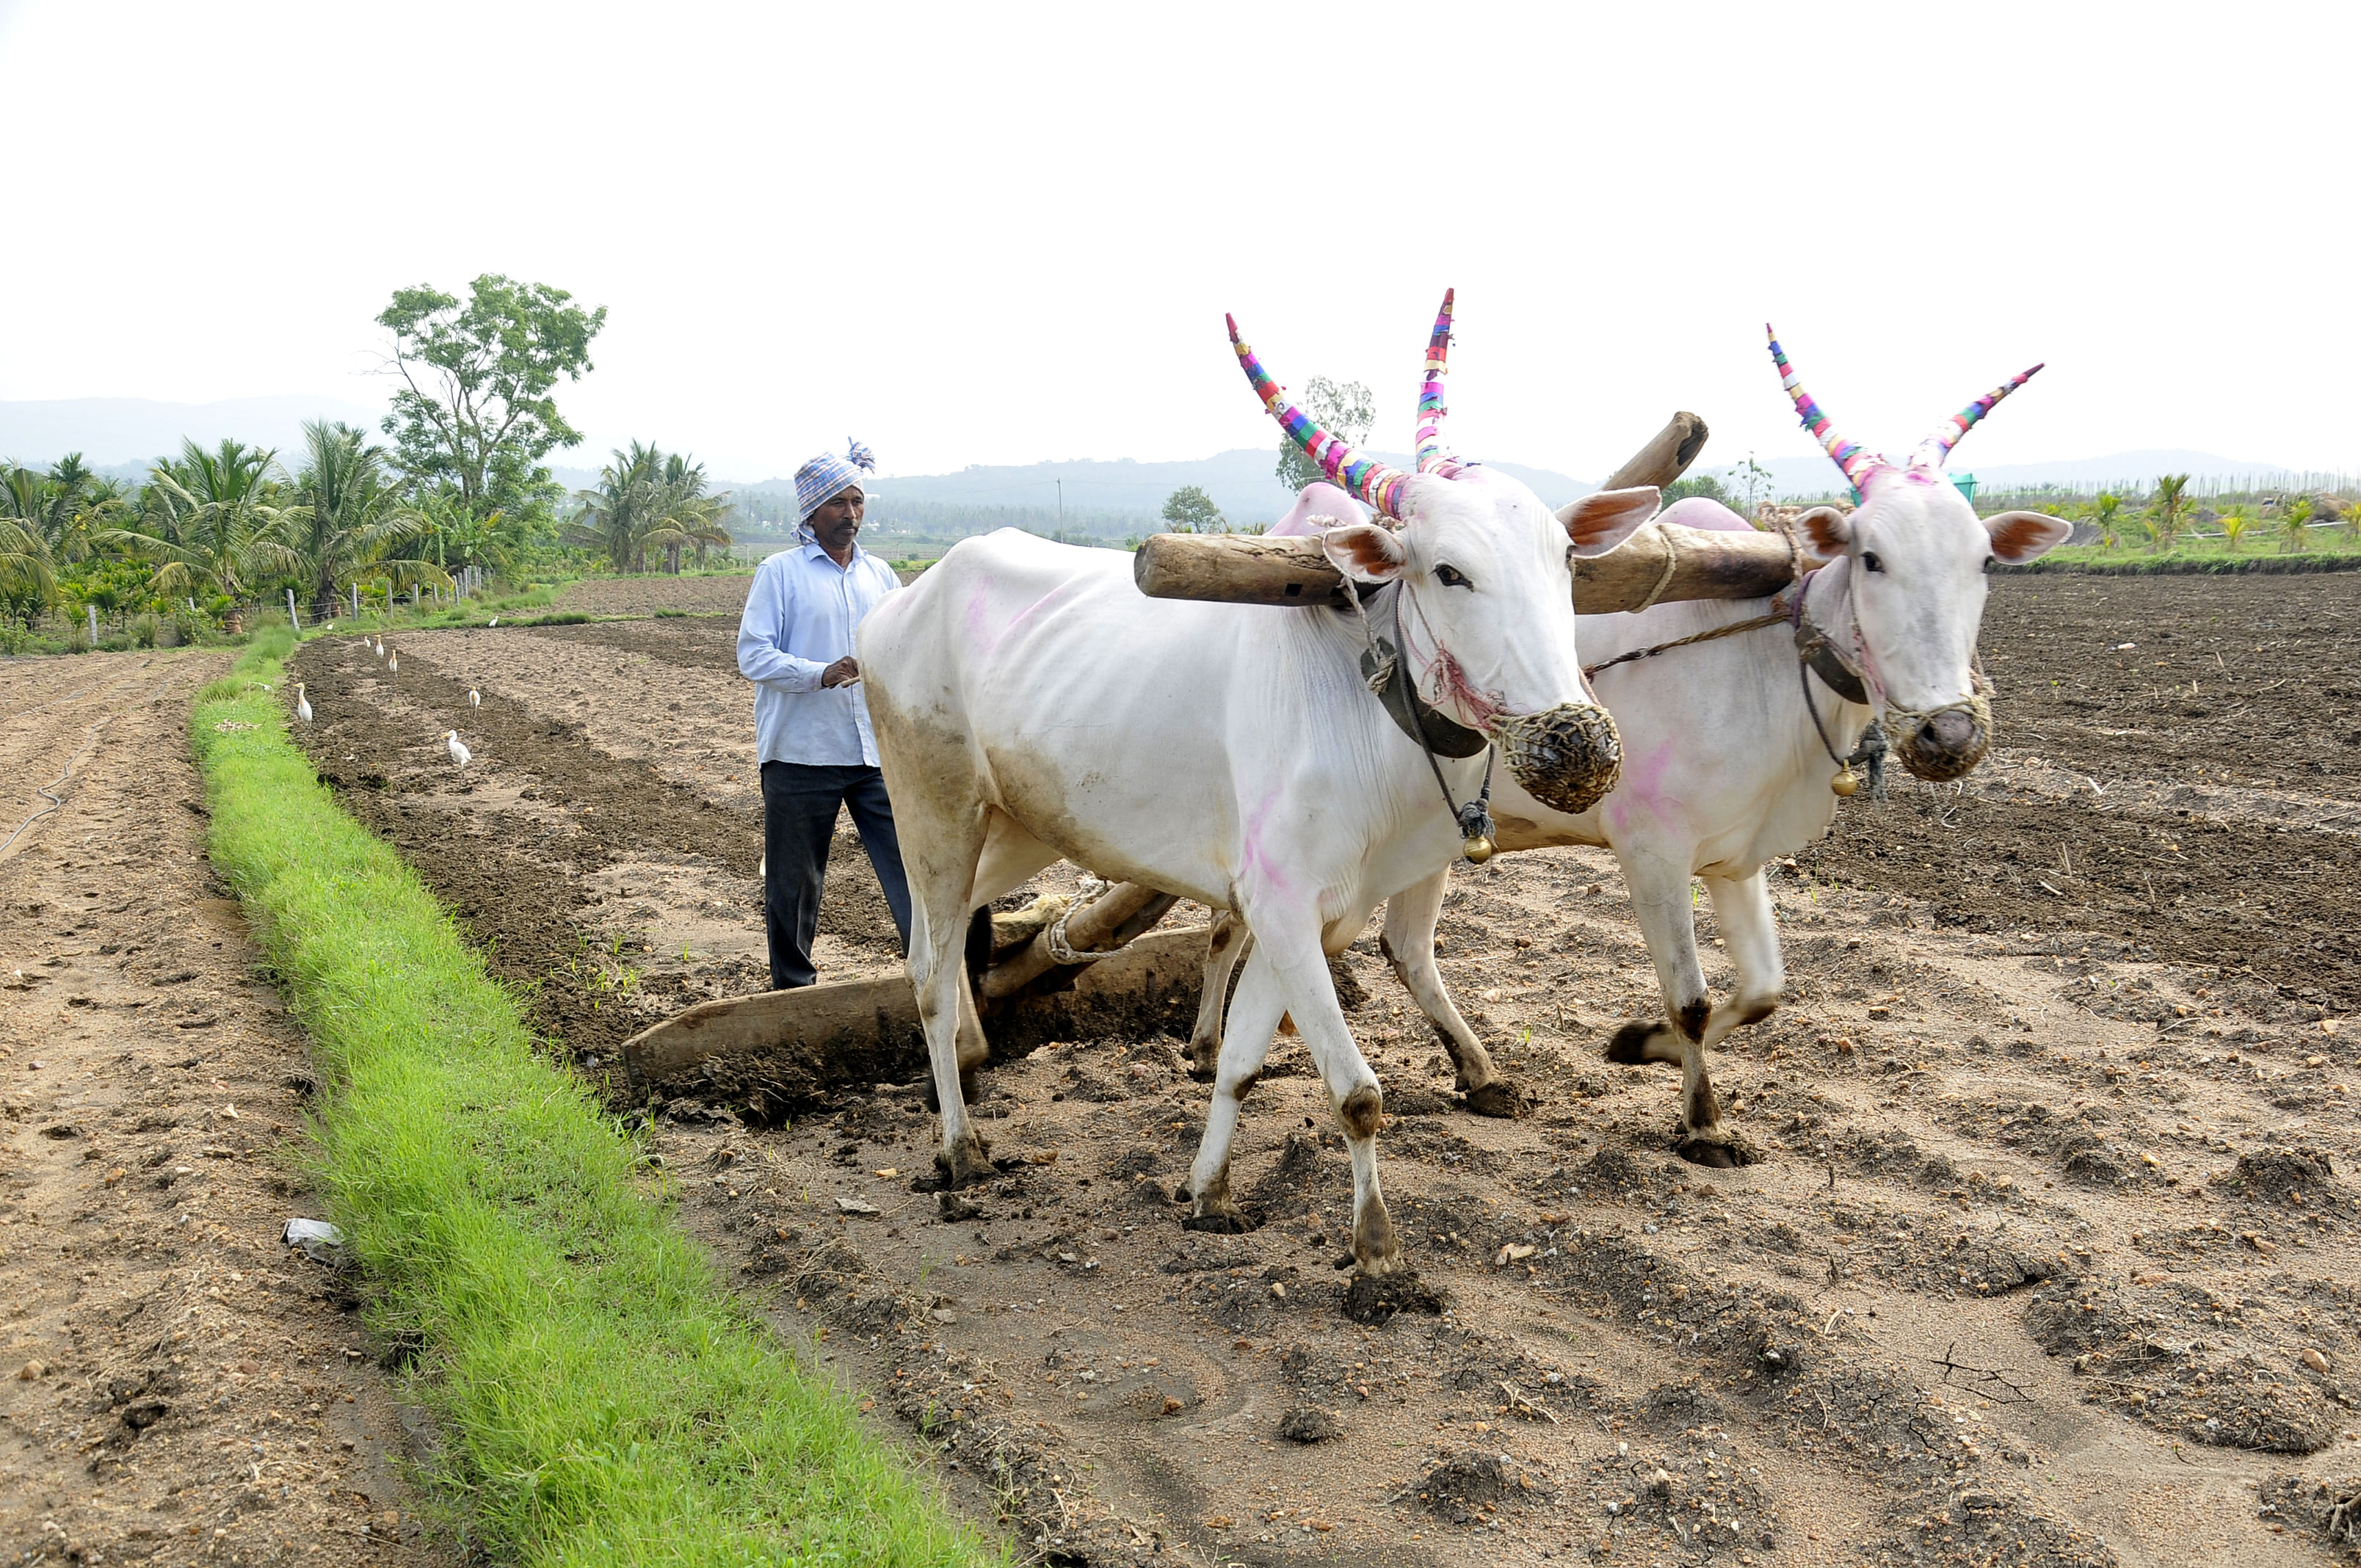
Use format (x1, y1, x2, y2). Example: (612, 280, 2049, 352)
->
(1347, 581, 1498, 862)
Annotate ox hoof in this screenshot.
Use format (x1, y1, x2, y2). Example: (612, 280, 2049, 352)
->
(934, 1133, 997, 1191)
(1182, 1207, 1263, 1235)
(1461, 1079, 1532, 1119)
(1604, 1020, 1661, 1066)
(1672, 1131, 1754, 1169)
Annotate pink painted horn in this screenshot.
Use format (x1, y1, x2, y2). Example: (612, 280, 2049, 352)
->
(1415, 288, 1457, 476)
(1912, 363, 2045, 471)
(1228, 313, 1410, 517)
(1766, 324, 1890, 498)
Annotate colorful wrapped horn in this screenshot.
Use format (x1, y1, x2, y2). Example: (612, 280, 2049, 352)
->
(1911, 363, 2045, 471)
(1415, 288, 1457, 476)
(1766, 325, 1890, 498)
(1229, 313, 1410, 518)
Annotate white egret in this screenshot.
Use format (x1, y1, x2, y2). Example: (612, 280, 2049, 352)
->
(294, 683, 313, 724)
(374, 638, 384, 658)
(446, 731, 472, 769)
(469, 686, 481, 708)
(387, 648, 399, 675)
(488, 617, 498, 627)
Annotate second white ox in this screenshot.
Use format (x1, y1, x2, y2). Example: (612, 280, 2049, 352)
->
(1190, 327, 2072, 1166)
(859, 297, 1656, 1274)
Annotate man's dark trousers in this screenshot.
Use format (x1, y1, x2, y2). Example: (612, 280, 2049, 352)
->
(760, 761, 914, 990)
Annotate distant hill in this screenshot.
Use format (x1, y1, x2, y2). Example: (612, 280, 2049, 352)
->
(703, 448, 1598, 529)
(0, 396, 385, 471)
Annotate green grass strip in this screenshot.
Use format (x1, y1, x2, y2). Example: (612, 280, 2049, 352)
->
(191, 626, 992, 1568)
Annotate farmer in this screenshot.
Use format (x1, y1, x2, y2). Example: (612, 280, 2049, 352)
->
(736, 439, 914, 990)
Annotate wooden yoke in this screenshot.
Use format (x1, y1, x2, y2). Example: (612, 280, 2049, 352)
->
(1132, 411, 1800, 614)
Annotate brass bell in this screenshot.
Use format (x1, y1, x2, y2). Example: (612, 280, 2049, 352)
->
(1462, 834, 1497, 864)
(1830, 767, 1860, 798)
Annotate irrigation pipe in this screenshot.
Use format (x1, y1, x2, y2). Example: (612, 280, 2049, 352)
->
(0, 663, 182, 860)
(0, 718, 109, 857)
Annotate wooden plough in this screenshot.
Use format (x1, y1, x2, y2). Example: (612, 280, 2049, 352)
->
(624, 412, 1801, 1107)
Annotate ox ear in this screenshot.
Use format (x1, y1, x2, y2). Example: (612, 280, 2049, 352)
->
(1984, 509, 2072, 565)
(1321, 521, 1410, 584)
(1796, 504, 1852, 559)
(1557, 484, 1661, 559)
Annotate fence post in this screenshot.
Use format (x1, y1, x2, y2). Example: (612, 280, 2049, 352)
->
(88, 604, 100, 647)
(287, 588, 300, 635)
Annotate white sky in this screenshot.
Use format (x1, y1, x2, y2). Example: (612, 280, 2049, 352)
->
(1, 1, 2353, 482)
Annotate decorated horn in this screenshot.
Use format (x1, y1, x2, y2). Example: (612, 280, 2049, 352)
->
(1415, 288, 1457, 475)
(1766, 324, 1889, 498)
(1911, 363, 2045, 471)
(1229, 313, 1411, 518)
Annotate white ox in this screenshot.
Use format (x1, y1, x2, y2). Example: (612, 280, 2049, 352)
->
(858, 296, 1657, 1273)
(1189, 328, 2071, 1165)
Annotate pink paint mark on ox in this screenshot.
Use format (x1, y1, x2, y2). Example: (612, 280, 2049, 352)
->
(1236, 783, 1296, 904)
(1603, 737, 1681, 835)
(962, 576, 1075, 658)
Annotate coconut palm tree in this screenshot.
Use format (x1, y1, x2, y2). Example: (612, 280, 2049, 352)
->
(2141, 474, 2191, 553)
(126, 439, 303, 602)
(2216, 504, 2255, 551)
(0, 471, 59, 618)
(288, 421, 444, 619)
(2088, 492, 2122, 551)
(565, 443, 664, 573)
(564, 443, 731, 573)
(644, 452, 731, 573)
(2273, 495, 2315, 553)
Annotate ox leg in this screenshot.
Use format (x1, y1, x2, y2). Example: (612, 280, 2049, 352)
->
(1180, 941, 1289, 1233)
(1379, 871, 1528, 1118)
(1700, 871, 1784, 1053)
(1186, 910, 1252, 1081)
(900, 811, 998, 1191)
(1256, 920, 1402, 1275)
(1602, 852, 1738, 1167)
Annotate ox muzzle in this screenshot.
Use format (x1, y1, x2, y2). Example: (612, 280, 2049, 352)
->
(1884, 694, 1992, 783)
(1490, 701, 1622, 815)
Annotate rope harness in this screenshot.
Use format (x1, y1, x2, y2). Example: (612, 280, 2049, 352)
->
(1346, 581, 1498, 860)
(1581, 526, 1896, 799)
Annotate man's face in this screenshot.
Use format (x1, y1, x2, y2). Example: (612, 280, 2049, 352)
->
(810, 487, 865, 550)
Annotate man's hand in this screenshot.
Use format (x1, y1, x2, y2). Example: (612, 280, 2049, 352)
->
(819, 656, 861, 689)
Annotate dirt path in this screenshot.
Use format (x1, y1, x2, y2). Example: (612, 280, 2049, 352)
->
(281, 583, 2361, 1567)
(1, 653, 443, 1568)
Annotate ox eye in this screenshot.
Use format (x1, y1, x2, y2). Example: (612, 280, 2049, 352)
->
(1435, 564, 1473, 589)
(1860, 551, 1885, 573)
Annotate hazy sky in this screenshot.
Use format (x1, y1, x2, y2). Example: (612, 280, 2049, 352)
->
(2, 1, 2353, 483)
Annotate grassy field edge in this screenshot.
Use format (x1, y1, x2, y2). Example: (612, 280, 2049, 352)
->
(189, 627, 989, 1568)
(2002, 545, 2361, 576)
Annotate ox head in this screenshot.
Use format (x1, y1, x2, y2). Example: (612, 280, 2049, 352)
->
(1230, 291, 1655, 814)
(1767, 327, 2072, 782)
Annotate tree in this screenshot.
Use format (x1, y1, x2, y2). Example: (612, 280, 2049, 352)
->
(1160, 484, 1225, 534)
(129, 439, 302, 601)
(1274, 376, 1375, 493)
(2216, 503, 2254, 551)
(2143, 473, 2191, 552)
(377, 275, 606, 532)
(1660, 473, 1733, 509)
(2089, 492, 2123, 551)
(2274, 494, 2315, 553)
(0, 471, 59, 617)
(563, 443, 732, 574)
(288, 421, 440, 619)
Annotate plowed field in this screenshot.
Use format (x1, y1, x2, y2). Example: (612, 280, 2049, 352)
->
(281, 570, 2361, 1567)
